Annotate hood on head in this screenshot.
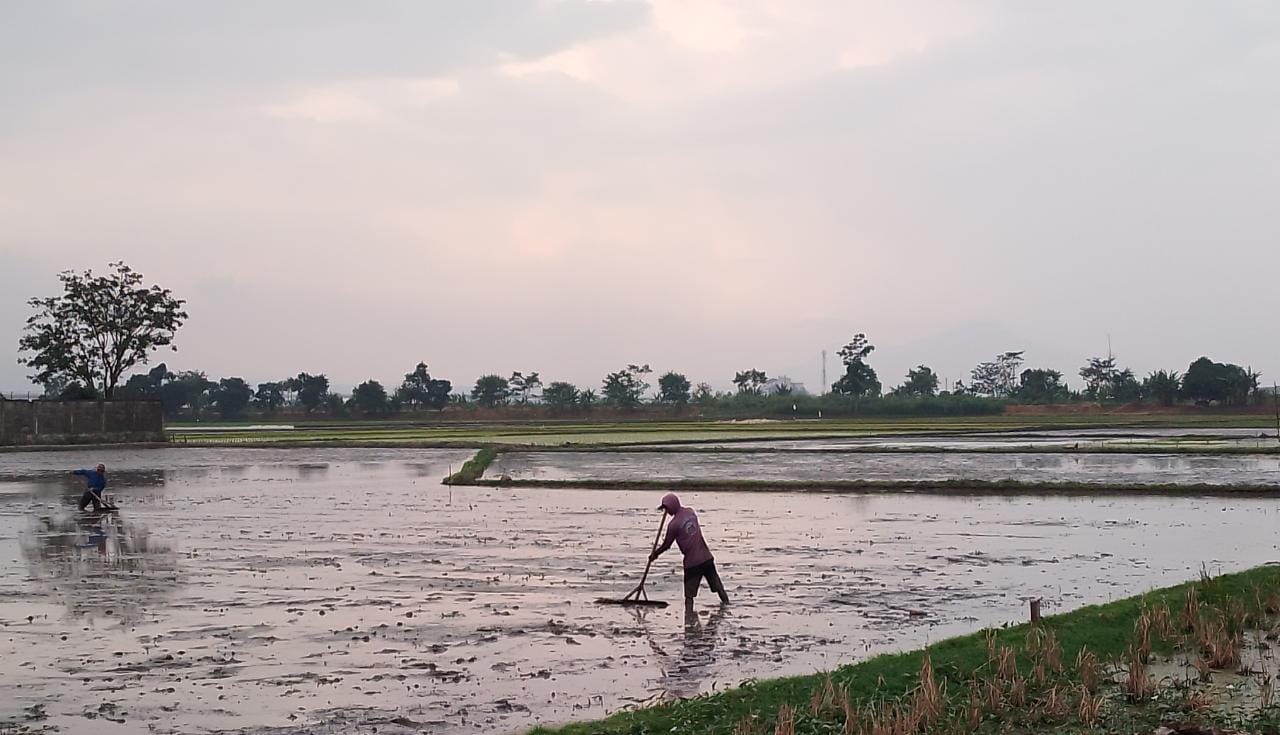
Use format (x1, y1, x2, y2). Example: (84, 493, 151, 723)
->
(658, 492, 681, 513)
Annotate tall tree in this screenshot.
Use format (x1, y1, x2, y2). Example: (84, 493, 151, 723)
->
(1079, 356, 1119, 400)
(732, 369, 769, 396)
(18, 262, 188, 399)
(254, 381, 286, 415)
(118, 362, 169, 400)
(159, 371, 214, 419)
(352, 379, 389, 415)
(1015, 368, 1070, 403)
(1111, 368, 1142, 402)
(970, 352, 1024, 397)
(1182, 357, 1256, 406)
(1079, 356, 1143, 402)
(658, 372, 692, 404)
(397, 363, 452, 410)
(832, 334, 880, 397)
(542, 381, 580, 412)
(893, 365, 939, 397)
(210, 377, 253, 420)
(294, 373, 329, 413)
(602, 364, 652, 409)
(471, 374, 510, 408)
(509, 371, 543, 404)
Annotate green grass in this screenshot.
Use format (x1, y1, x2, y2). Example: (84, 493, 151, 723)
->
(443, 447, 497, 484)
(532, 564, 1280, 735)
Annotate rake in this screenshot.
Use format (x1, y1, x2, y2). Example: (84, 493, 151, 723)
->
(596, 512, 669, 608)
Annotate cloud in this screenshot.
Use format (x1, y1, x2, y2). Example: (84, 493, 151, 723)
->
(3, 1, 1280, 394)
(262, 77, 460, 124)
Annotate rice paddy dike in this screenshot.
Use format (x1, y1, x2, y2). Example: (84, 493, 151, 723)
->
(534, 565, 1280, 735)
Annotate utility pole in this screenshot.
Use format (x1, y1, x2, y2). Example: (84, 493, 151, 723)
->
(821, 350, 827, 395)
(1273, 382, 1279, 446)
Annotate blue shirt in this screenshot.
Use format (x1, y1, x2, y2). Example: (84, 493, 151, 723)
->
(73, 469, 106, 492)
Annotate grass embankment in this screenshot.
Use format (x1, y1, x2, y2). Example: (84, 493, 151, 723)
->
(443, 447, 497, 484)
(534, 565, 1280, 735)
(477, 477, 1280, 497)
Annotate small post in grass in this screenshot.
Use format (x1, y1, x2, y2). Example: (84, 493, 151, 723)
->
(1273, 383, 1279, 448)
(1030, 598, 1042, 623)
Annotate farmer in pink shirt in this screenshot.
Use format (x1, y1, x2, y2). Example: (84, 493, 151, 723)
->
(650, 493, 729, 608)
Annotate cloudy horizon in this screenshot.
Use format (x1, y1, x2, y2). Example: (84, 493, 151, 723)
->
(3, 1, 1279, 397)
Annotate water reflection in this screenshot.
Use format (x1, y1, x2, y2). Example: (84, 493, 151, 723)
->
(296, 463, 330, 480)
(20, 512, 180, 622)
(653, 605, 731, 698)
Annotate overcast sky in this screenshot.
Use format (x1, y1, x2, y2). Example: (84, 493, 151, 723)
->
(3, 1, 1279, 396)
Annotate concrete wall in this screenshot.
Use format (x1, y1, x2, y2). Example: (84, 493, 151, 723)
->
(0, 399, 164, 446)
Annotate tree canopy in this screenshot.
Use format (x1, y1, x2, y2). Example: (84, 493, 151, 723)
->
(893, 366, 939, 397)
(732, 369, 768, 396)
(290, 373, 330, 413)
(969, 352, 1023, 397)
(542, 381, 580, 411)
(18, 262, 187, 399)
(602, 364, 651, 409)
(471, 374, 510, 408)
(1181, 357, 1257, 406)
(1015, 368, 1070, 403)
(658, 372, 691, 404)
(397, 363, 452, 410)
(352, 379, 389, 415)
(832, 333, 880, 397)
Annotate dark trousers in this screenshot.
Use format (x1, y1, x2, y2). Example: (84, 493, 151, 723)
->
(683, 559, 726, 600)
(79, 490, 102, 511)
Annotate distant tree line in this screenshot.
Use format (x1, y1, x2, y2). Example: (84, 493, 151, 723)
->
(945, 351, 1263, 407)
(36, 335, 1267, 422)
(16, 265, 1270, 420)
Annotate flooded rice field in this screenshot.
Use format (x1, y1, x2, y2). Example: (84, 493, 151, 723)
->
(495, 450, 1280, 486)
(3, 447, 1280, 734)
(648, 427, 1279, 451)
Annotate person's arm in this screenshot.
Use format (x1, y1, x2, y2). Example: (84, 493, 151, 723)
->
(650, 522, 677, 561)
(72, 469, 88, 477)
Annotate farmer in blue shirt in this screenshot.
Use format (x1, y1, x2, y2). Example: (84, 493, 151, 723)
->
(72, 464, 108, 511)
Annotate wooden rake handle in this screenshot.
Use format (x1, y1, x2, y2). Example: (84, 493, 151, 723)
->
(624, 512, 667, 601)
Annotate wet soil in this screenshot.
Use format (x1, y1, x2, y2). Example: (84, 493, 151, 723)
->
(2, 447, 1280, 734)
(642, 427, 1279, 451)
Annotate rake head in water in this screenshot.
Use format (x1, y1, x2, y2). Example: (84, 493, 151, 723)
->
(595, 596, 668, 608)
(596, 582, 668, 608)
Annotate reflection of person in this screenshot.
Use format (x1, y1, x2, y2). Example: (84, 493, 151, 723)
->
(73, 464, 108, 511)
(652, 603, 729, 699)
(650, 493, 730, 609)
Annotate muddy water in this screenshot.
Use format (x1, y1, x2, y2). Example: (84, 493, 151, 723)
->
(3, 448, 1280, 734)
(665, 427, 1279, 451)
(496, 451, 1280, 486)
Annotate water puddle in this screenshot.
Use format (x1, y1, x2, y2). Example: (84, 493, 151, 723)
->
(495, 450, 1280, 486)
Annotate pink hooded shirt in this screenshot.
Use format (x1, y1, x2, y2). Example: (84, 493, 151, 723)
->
(660, 495, 714, 568)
